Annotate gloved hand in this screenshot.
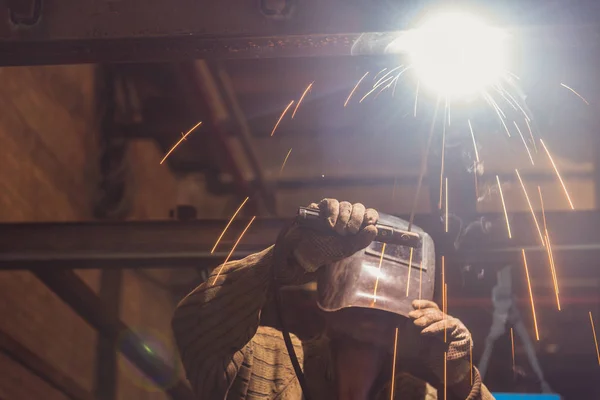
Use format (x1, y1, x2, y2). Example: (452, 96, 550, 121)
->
(280, 199, 379, 273)
(409, 300, 472, 387)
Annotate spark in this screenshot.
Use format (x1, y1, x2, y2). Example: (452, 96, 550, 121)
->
(374, 68, 387, 81)
(360, 76, 394, 103)
(445, 177, 449, 233)
(561, 83, 590, 105)
(483, 92, 511, 137)
(470, 338, 473, 385)
(438, 110, 447, 210)
(545, 235, 561, 311)
(372, 243, 387, 304)
(496, 84, 531, 122)
(497, 175, 512, 238)
(406, 248, 414, 297)
(474, 161, 479, 201)
(414, 80, 420, 117)
(344, 72, 369, 107)
(279, 148, 293, 175)
(409, 97, 441, 231)
(160, 121, 202, 164)
(419, 261, 423, 300)
(511, 327, 515, 376)
(271, 100, 294, 136)
(390, 327, 399, 399)
(507, 89, 532, 122)
(444, 283, 448, 344)
(373, 65, 403, 89)
(514, 121, 534, 165)
(444, 351, 447, 400)
(522, 249, 540, 341)
(212, 216, 256, 285)
(468, 120, 479, 163)
(590, 312, 600, 365)
(211, 197, 250, 254)
(515, 169, 545, 246)
(539, 186, 561, 311)
(524, 119, 538, 153)
(442, 256, 447, 343)
(540, 139, 575, 210)
(292, 82, 313, 119)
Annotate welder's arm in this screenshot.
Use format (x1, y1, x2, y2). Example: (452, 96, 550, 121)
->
(171, 246, 289, 398)
(449, 369, 496, 400)
(172, 199, 378, 398)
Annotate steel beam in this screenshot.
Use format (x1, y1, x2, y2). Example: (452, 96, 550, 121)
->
(0, 329, 94, 400)
(33, 269, 194, 400)
(0, 211, 599, 270)
(0, 0, 598, 66)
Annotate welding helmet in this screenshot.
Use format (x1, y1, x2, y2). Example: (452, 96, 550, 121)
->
(316, 213, 435, 318)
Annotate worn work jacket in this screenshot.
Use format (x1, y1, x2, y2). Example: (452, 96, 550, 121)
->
(172, 246, 496, 400)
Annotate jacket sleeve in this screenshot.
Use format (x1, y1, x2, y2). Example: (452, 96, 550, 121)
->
(171, 245, 303, 399)
(452, 368, 496, 400)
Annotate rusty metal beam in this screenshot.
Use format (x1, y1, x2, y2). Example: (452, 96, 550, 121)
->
(0, 0, 598, 66)
(0, 329, 94, 400)
(1, 211, 600, 270)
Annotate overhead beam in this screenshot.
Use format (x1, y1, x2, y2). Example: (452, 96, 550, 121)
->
(0, 211, 599, 270)
(0, 0, 598, 65)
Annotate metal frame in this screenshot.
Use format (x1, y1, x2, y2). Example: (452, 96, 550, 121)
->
(1, 211, 598, 270)
(0, 0, 598, 66)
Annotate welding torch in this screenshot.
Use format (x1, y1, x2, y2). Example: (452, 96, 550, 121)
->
(296, 206, 421, 248)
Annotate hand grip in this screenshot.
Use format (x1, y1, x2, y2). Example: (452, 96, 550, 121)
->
(296, 207, 421, 248)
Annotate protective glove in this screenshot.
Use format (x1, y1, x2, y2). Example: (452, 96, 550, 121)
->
(279, 199, 378, 274)
(408, 300, 472, 387)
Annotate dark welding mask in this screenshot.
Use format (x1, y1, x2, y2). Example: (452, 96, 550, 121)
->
(315, 212, 436, 317)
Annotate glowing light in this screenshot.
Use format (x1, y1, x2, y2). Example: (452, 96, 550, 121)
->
(406, 11, 507, 99)
(497, 175, 511, 238)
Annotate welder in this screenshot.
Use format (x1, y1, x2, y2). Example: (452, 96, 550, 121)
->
(172, 199, 495, 399)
